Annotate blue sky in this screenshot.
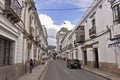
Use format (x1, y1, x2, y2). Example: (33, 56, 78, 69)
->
(34, 0, 93, 46)
(35, 0, 93, 25)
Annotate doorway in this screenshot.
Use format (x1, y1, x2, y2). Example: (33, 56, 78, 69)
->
(76, 51, 78, 59)
(94, 48, 99, 68)
(83, 50, 87, 65)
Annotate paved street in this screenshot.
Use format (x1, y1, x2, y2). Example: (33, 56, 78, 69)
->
(42, 60, 109, 80)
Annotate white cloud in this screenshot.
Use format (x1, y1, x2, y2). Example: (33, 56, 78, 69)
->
(39, 14, 75, 46)
(39, 14, 59, 31)
(39, 14, 75, 31)
(35, 0, 94, 46)
(60, 20, 75, 30)
(47, 28, 57, 38)
(47, 38, 56, 46)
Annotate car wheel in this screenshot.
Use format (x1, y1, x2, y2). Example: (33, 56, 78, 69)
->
(67, 65, 69, 68)
(69, 66, 72, 69)
(78, 66, 81, 69)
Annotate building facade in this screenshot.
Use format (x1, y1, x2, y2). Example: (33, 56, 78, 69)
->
(0, 0, 48, 80)
(22, 0, 48, 73)
(56, 28, 68, 57)
(0, 0, 24, 79)
(40, 25, 48, 60)
(60, 0, 120, 75)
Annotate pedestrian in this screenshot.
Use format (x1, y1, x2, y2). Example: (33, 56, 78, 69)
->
(29, 59, 33, 73)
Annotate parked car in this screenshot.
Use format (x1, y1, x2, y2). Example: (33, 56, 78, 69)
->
(66, 59, 81, 69)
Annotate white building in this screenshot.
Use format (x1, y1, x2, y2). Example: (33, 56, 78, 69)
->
(40, 25, 48, 59)
(22, 0, 42, 66)
(0, 0, 24, 79)
(22, 0, 48, 70)
(56, 28, 68, 57)
(77, 0, 120, 75)
(61, 31, 70, 59)
(0, 0, 48, 79)
(60, 0, 120, 75)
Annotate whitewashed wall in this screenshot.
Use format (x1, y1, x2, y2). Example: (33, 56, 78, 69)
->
(14, 34, 23, 63)
(77, 0, 118, 65)
(0, 18, 23, 64)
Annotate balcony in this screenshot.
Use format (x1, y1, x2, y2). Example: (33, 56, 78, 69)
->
(34, 36, 41, 44)
(3, 0, 22, 23)
(68, 44, 73, 49)
(34, 39, 39, 44)
(108, 0, 120, 8)
(89, 27, 96, 38)
(28, 27, 34, 39)
(75, 25, 85, 43)
(41, 44, 47, 51)
(74, 41, 78, 47)
(76, 35, 85, 43)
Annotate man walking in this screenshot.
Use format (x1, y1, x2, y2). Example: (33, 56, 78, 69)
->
(29, 59, 33, 73)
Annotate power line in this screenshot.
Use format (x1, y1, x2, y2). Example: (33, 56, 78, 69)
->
(38, 7, 88, 11)
(37, 4, 110, 11)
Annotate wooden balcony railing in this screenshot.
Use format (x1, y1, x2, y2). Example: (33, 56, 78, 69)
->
(4, 0, 22, 23)
(75, 25, 85, 43)
(108, 0, 120, 9)
(28, 27, 34, 39)
(68, 44, 73, 49)
(89, 27, 96, 38)
(76, 35, 85, 43)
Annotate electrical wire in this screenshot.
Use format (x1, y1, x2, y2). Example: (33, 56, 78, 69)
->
(38, 7, 88, 11)
(36, 4, 110, 11)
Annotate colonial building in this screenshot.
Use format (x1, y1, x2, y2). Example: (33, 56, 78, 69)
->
(40, 25, 48, 60)
(60, 0, 120, 75)
(22, 0, 48, 73)
(48, 46, 56, 59)
(0, 0, 24, 80)
(56, 28, 68, 57)
(61, 30, 70, 59)
(0, 0, 48, 80)
(77, 0, 120, 75)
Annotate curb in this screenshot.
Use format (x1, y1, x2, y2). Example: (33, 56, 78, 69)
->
(37, 62, 49, 80)
(82, 68, 111, 80)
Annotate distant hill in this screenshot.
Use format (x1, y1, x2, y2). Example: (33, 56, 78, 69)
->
(48, 45, 56, 50)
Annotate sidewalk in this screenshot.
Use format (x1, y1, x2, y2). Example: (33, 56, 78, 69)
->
(82, 66, 120, 80)
(18, 62, 48, 80)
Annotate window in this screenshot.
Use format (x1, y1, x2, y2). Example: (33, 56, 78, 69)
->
(60, 45, 62, 50)
(76, 52, 78, 59)
(112, 4, 120, 24)
(92, 19, 96, 28)
(27, 43, 31, 60)
(89, 19, 96, 36)
(75, 26, 85, 43)
(0, 38, 14, 67)
(80, 26, 85, 35)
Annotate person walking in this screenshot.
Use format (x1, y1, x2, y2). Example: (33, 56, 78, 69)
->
(29, 59, 33, 73)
